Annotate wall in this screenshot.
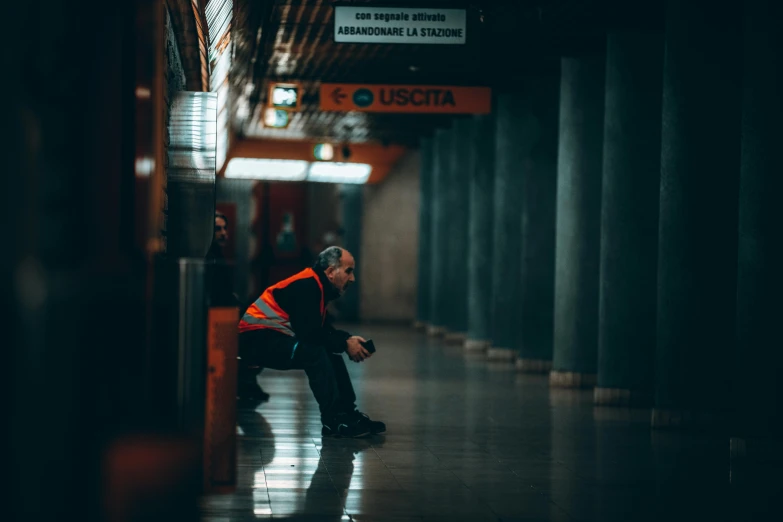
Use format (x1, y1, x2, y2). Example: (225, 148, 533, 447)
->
(359, 150, 420, 322)
(307, 183, 341, 251)
(135, 6, 186, 254)
(161, 6, 187, 253)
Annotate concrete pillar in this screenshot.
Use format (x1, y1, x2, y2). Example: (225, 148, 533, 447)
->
(551, 53, 606, 388)
(465, 115, 495, 351)
(339, 184, 362, 322)
(733, 0, 783, 440)
(414, 137, 434, 330)
(594, 31, 664, 407)
(428, 128, 450, 337)
(517, 67, 560, 373)
(443, 120, 471, 344)
(489, 94, 525, 361)
(653, 0, 741, 428)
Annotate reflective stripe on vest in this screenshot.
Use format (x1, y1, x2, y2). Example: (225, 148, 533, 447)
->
(238, 268, 325, 335)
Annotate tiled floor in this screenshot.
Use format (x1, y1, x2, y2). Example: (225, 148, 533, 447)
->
(201, 325, 782, 521)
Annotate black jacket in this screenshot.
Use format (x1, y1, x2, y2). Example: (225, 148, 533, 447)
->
(268, 267, 351, 353)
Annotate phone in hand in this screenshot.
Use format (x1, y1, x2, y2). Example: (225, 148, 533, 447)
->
(360, 339, 376, 354)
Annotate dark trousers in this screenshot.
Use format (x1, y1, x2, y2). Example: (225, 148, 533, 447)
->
(238, 329, 357, 422)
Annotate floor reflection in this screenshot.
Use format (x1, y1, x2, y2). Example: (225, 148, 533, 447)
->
(238, 408, 276, 518)
(304, 436, 385, 520)
(208, 398, 387, 520)
(201, 325, 783, 521)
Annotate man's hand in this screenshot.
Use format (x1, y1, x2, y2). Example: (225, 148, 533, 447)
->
(346, 336, 371, 363)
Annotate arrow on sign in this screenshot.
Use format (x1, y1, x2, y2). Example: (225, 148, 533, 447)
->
(330, 87, 347, 105)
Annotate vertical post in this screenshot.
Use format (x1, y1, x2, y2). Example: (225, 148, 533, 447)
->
(443, 119, 471, 343)
(517, 66, 560, 373)
(465, 115, 495, 351)
(595, 30, 663, 406)
(733, 0, 783, 440)
(653, 0, 741, 428)
(428, 128, 451, 337)
(489, 94, 526, 361)
(551, 52, 606, 388)
(415, 137, 434, 330)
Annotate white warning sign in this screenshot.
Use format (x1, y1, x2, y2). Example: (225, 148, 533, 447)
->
(334, 6, 467, 45)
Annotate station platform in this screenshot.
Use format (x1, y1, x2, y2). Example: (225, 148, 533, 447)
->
(200, 325, 780, 521)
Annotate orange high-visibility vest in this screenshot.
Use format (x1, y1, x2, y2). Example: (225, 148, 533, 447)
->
(238, 268, 325, 336)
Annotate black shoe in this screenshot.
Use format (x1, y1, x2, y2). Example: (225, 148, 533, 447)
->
(351, 410, 386, 434)
(321, 414, 371, 438)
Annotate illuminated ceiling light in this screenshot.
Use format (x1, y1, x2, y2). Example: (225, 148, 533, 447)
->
(307, 162, 372, 184)
(263, 107, 289, 128)
(273, 88, 295, 106)
(269, 82, 301, 111)
(313, 143, 334, 161)
(224, 158, 308, 181)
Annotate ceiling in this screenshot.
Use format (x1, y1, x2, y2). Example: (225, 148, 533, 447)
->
(227, 0, 663, 146)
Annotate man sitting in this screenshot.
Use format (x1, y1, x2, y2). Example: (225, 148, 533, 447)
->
(237, 246, 385, 438)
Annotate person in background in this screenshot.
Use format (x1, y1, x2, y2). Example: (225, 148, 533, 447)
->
(237, 246, 385, 438)
(207, 211, 229, 260)
(208, 211, 270, 403)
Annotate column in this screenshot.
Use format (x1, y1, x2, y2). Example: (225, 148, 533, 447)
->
(551, 52, 606, 387)
(517, 66, 560, 372)
(428, 127, 450, 336)
(443, 119, 471, 343)
(733, 0, 783, 439)
(339, 184, 362, 322)
(414, 137, 434, 330)
(653, 0, 741, 428)
(594, 30, 664, 407)
(489, 94, 525, 361)
(8, 2, 180, 518)
(465, 115, 495, 351)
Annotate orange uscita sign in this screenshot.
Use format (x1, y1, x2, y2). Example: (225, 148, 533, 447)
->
(320, 83, 491, 114)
